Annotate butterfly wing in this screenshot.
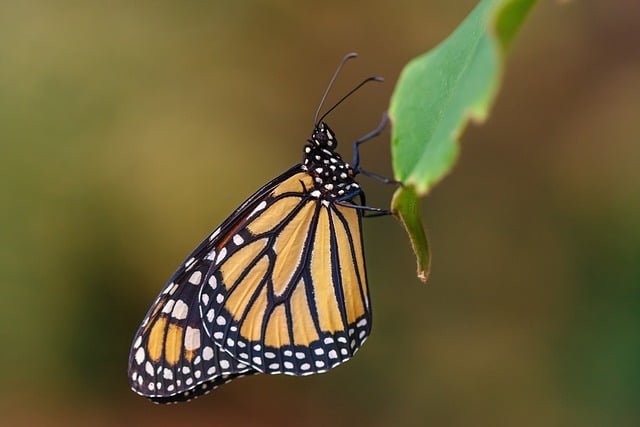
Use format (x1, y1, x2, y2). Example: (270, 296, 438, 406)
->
(199, 171, 372, 376)
(128, 165, 304, 402)
(129, 163, 372, 402)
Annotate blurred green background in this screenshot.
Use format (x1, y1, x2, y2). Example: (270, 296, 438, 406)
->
(2, 1, 639, 426)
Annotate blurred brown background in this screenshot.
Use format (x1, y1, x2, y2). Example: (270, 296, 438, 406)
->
(1, 1, 639, 426)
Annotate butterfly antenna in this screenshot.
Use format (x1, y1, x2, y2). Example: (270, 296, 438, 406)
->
(316, 76, 384, 125)
(314, 53, 359, 126)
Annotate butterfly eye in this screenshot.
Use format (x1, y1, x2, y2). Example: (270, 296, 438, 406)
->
(314, 131, 328, 144)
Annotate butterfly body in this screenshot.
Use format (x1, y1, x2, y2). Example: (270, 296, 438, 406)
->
(128, 121, 375, 403)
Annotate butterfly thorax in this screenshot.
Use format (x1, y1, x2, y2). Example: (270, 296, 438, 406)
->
(301, 122, 360, 202)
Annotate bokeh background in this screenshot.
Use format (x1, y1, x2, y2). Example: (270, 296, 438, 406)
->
(2, 1, 639, 426)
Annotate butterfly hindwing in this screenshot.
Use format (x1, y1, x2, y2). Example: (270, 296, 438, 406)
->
(199, 170, 372, 375)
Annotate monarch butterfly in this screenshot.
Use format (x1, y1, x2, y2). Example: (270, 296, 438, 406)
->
(128, 53, 391, 403)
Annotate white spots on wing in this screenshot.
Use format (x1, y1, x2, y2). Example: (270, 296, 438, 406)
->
(188, 271, 202, 285)
(207, 366, 216, 375)
(209, 228, 221, 241)
(135, 347, 145, 365)
(162, 299, 175, 314)
(213, 331, 224, 340)
(295, 352, 305, 360)
(216, 247, 227, 264)
(201, 293, 209, 305)
(233, 234, 244, 245)
(284, 361, 294, 370)
(206, 308, 215, 323)
(216, 316, 226, 326)
(168, 283, 179, 295)
(133, 336, 142, 349)
(205, 250, 217, 261)
(310, 190, 321, 198)
(148, 382, 155, 391)
(145, 361, 154, 376)
(163, 368, 173, 380)
(328, 350, 338, 360)
(219, 360, 230, 370)
(358, 330, 366, 339)
(186, 378, 193, 386)
(314, 348, 324, 356)
(265, 351, 276, 359)
(182, 366, 190, 374)
(208, 275, 217, 289)
(324, 183, 334, 190)
(195, 370, 202, 379)
(185, 257, 196, 269)
(171, 300, 188, 320)
(300, 363, 311, 371)
(216, 293, 224, 304)
(252, 357, 262, 365)
(184, 326, 201, 351)
(315, 360, 325, 368)
(167, 384, 175, 392)
(268, 363, 279, 370)
(249, 201, 267, 218)
(283, 350, 293, 357)
(321, 200, 330, 207)
(226, 337, 235, 347)
(340, 348, 348, 356)
(337, 336, 347, 344)
(324, 337, 334, 344)
(203, 346, 214, 361)
(357, 318, 367, 327)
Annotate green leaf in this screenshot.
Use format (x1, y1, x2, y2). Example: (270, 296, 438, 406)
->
(391, 186, 431, 282)
(388, 0, 536, 282)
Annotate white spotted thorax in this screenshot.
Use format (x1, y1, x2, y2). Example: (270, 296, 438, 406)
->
(301, 122, 359, 202)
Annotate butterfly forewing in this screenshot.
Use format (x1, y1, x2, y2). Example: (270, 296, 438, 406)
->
(128, 167, 304, 402)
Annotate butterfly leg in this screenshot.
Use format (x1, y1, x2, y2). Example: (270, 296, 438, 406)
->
(352, 113, 402, 187)
(337, 200, 392, 217)
(337, 190, 392, 217)
(351, 112, 388, 171)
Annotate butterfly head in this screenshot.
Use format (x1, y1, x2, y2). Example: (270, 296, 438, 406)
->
(311, 122, 338, 150)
